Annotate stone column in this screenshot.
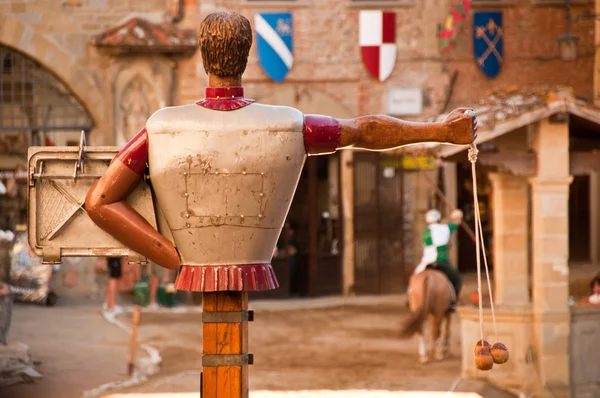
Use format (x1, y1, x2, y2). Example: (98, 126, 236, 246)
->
(530, 118, 572, 393)
(594, 0, 600, 106)
(488, 172, 529, 306)
(340, 149, 355, 296)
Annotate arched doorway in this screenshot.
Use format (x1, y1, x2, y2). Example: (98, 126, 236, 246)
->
(0, 44, 95, 230)
(256, 86, 353, 297)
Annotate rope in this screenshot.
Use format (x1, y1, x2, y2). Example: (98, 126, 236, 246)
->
(467, 143, 498, 343)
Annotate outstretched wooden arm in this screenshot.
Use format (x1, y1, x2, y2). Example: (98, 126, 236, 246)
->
(84, 128, 181, 270)
(338, 108, 477, 151)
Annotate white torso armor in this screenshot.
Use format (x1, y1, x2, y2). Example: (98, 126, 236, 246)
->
(146, 103, 306, 267)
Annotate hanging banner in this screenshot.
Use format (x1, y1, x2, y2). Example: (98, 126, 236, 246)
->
(359, 10, 397, 82)
(473, 11, 504, 79)
(379, 155, 435, 170)
(438, 0, 472, 52)
(255, 12, 294, 83)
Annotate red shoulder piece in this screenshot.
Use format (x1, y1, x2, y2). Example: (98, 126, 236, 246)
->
(115, 128, 148, 176)
(303, 115, 342, 155)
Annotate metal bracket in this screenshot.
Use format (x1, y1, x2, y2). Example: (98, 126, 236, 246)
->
(73, 130, 86, 181)
(202, 310, 254, 323)
(29, 131, 103, 183)
(42, 246, 62, 264)
(202, 354, 254, 367)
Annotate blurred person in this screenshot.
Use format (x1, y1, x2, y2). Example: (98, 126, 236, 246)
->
(147, 260, 165, 310)
(410, 209, 464, 311)
(102, 256, 125, 314)
(586, 274, 600, 305)
(276, 220, 300, 295)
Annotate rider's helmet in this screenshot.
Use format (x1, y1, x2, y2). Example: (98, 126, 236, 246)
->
(425, 209, 441, 224)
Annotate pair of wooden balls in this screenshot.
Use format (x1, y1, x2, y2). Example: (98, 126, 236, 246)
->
(474, 340, 509, 371)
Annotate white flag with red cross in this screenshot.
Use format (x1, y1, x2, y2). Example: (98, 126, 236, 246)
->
(359, 10, 397, 82)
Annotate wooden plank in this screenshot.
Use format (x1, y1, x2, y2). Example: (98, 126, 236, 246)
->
(202, 291, 249, 398)
(217, 366, 241, 397)
(475, 151, 537, 177)
(202, 293, 218, 397)
(571, 151, 600, 175)
(444, 150, 600, 176)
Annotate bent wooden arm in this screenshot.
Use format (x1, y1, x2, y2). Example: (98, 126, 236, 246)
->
(338, 111, 476, 151)
(84, 128, 181, 270)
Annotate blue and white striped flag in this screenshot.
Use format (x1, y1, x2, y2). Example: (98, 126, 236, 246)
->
(255, 12, 293, 83)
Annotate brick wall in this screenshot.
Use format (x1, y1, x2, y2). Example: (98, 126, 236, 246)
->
(1, 0, 595, 133)
(174, 0, 595, 119)
(445, 2, 595, 106)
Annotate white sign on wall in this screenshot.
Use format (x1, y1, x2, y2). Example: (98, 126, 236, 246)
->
(386, 87, 423, 116)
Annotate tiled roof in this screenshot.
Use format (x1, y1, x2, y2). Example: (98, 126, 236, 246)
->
(433, 85, 581, 129)
(413, 85, 600, 157)
(92, 17, 197, 54)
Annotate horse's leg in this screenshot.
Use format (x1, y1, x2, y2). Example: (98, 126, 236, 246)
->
(417, 332, 428, 364)
(443, 313, 452, 356)
(431, 315, 444, 361)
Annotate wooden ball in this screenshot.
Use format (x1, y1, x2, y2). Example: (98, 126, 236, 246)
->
(473, 339, 491, 356)
(474, 348, 494, 371)
(491, 342, 509, 364)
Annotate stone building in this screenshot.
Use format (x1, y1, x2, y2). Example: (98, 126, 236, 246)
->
(422, 1, 600, 396)
(0, 0, 597, 298)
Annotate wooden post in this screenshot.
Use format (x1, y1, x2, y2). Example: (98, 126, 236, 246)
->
(202, 291, 251, 398)
(128, 305, 141, 376)
(307, 157, 318, 297)
(340, 150, 355, 296)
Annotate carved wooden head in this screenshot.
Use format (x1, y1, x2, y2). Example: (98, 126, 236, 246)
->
(198, 12, 252, 78)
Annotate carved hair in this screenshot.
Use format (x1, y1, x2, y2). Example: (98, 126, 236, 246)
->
(198, 12, 252, 78)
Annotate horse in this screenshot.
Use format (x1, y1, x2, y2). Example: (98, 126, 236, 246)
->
(399, 268, 455, 364)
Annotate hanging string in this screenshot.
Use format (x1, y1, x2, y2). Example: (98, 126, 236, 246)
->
(475, 192, 498, 342)
(468, 144, 485, 344)
(467, 143, 499, 343)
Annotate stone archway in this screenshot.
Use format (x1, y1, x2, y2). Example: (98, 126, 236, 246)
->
(0, 14, 104, 135)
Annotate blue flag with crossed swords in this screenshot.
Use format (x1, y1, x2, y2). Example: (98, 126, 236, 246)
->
(473, 11, 503, 79)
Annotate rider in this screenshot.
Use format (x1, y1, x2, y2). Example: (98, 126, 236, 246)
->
(411, 208, 464, 311)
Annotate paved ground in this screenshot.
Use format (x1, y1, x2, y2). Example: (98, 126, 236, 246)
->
(1, 265, 597, 398)
(1, 299, 145, 398)
(104, 391, 483, 398)
(106, 297, 465, 396)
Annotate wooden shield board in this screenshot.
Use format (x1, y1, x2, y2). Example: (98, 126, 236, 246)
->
(27, 146, 157, 264)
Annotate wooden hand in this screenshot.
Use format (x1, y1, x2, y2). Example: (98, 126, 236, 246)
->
(443, 108, 479, 145)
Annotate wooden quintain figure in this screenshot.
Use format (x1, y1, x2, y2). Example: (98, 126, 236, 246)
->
(84, 11, 478, 398)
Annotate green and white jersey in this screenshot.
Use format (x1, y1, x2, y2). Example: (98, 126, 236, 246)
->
(413, 222, 458, 274)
